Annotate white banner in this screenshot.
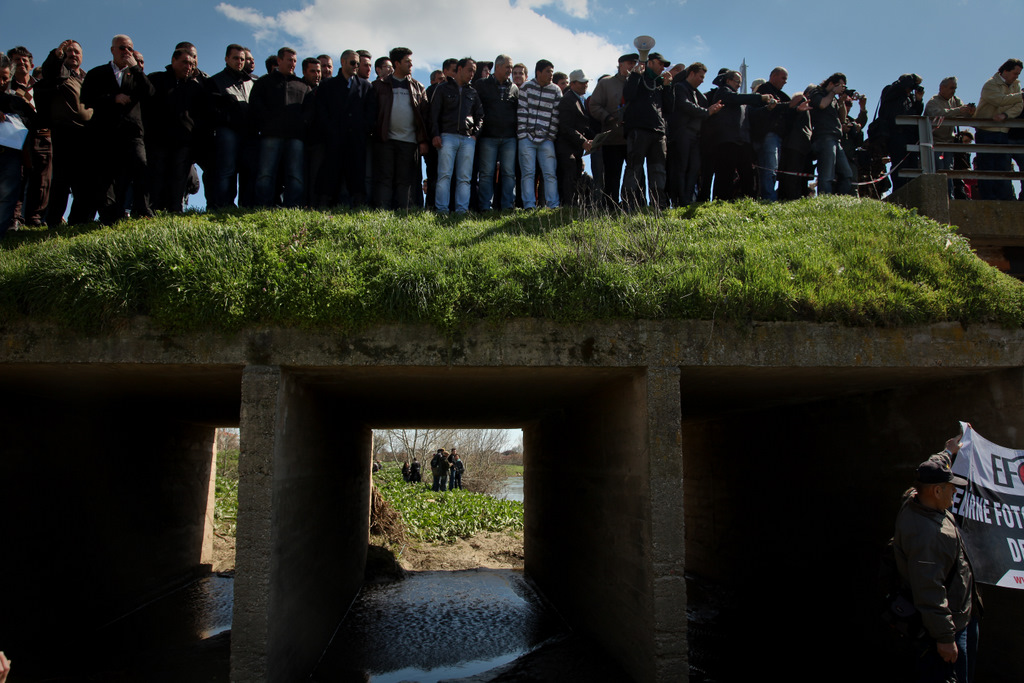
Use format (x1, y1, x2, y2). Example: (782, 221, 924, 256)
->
(951, 422, 1024, 589)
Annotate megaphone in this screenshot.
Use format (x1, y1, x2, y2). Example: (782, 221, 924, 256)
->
(634, 35, 655, 63)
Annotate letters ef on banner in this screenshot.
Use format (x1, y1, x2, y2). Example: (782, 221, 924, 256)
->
(951, 421, 1024, 589)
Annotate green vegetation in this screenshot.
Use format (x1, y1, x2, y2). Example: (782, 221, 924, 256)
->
(2, 198, 1022, 333)
(215, 448, 239, 536)
(374, 465, 524, 543)
(502, 465, 525, 476)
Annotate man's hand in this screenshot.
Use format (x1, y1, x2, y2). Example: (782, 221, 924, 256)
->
(57, 39, 74, 58)
(709, 101, 724, 115)
(419, 142, 429, 155)
(583, 139, 593, 153)
(0, 651, 11, 683)
(114, 94, 132, 106)
(937, 640, 958, 663)
(945, 436, 962, 455)
(432, 135, 442, 149)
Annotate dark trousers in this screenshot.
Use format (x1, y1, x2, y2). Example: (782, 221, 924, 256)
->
(96, 134, 150, 225)
(779, 148, 811, 200)
(147, 142, 192, 213)
(373, 139, 420, 209)
(975, 129, 1013, 200)
(48, 126, 93, 225)
(555, 140, 585, 208)
(19, 131, 52, 226)
(668, 129, 700, 207)
(712, 142, 755, 200)
(600, 144, 627, 208)
(623, 129, 667, 209)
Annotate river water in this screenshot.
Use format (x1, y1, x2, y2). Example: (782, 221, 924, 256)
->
(312, 569, 567, 682)
(496, 475, 524, 503)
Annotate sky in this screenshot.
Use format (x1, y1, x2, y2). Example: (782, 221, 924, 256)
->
(8, 0, 1021, 116)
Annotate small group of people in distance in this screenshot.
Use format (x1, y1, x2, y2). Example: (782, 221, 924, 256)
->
(1, 31, 1022, 237)
(415, 447, 463, 491)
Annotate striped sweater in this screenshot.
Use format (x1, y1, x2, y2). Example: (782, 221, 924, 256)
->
(517, 79, 561, 142)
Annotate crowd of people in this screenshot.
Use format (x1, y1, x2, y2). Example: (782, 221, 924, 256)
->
(1, 32, 1022, 237)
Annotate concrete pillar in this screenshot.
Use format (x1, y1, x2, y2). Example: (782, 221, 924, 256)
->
(233, 366, 371, 683)
(525, 367, 685, 682)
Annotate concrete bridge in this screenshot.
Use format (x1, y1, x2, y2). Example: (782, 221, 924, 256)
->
(3, 314, 1024, 682)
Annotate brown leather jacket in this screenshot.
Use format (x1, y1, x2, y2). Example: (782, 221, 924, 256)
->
(371, 75, 429, 144)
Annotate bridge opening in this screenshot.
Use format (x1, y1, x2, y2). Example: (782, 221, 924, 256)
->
(233, 365, 675, 682)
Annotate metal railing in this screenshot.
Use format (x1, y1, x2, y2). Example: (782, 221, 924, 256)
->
(894, 115, 1024, 181)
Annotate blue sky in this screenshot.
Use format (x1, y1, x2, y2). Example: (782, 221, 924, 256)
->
(9, 0, 1020, 113)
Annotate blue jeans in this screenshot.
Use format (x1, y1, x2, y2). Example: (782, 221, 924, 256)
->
(435, 133, 475, 213)
(256, 136, 304, 208)
(518, 138, 559, 208)
(478, 136, 517, 210)
(0, 149, 23, 235)
(759, 132, 782, 200)
(210, 126, 243, 209)
(811, 135, 852, 195)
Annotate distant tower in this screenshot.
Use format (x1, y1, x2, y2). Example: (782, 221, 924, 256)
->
(740, 58, 748, 93)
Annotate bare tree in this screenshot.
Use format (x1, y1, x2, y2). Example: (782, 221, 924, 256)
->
(371, 428, 515, 496)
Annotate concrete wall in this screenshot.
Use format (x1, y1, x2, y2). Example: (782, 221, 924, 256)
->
(525, 366, 686, 682)
(232, 366, 370, 683)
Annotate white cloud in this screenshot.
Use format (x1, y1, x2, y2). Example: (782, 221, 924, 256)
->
(216, 0, 623, 80)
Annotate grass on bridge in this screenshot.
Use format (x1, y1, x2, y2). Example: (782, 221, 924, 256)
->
(1, 196, 1022, 333)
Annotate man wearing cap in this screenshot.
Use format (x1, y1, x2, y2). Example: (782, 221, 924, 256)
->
(555, 69, 593, 207)
(893, 437, 980, 683)
(589, 53, 638, 209)
(621, 52, 673, 210)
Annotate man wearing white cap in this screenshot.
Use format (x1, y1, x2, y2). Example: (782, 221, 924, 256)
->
(556, 69, 593, 207)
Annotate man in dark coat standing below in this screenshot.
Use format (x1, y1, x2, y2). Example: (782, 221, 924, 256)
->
(81, 34, 154, 224)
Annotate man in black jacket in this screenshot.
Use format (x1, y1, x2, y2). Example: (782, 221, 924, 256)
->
(476, 54, 519, 210)
(38, 40, 93, 225)
(430, 57, 484, 214)
(666, 62, 722, 207)
(316, 49, 374, 207)
(622, 52, 673, 210)
(752, 67, 800, 201)
(249, 47, 311, 208)
(205, 44, 254, 209)
(81, 34, 154, 224)
(144, 48, 204, 212)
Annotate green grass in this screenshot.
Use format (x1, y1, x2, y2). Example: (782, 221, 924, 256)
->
(374, 464, 524, 543)
(2, 198, 1023, 333)
(502, 465, 525, 476)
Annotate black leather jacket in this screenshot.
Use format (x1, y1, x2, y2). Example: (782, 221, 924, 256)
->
(429, 77, 484, 138)
(476, 75, 518, 138)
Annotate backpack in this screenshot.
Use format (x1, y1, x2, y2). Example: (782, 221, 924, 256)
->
(879, 538, 927, 642)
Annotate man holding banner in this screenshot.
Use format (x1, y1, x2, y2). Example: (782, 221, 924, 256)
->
(894, 436, 979, 683)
